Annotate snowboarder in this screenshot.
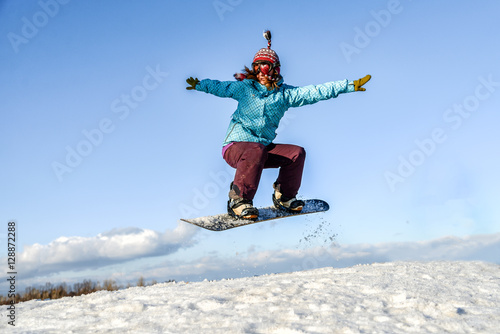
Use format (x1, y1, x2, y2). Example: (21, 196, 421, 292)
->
(186, 30, 371, 220)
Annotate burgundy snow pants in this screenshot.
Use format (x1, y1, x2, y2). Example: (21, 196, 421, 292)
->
(223, 142, 306, 201)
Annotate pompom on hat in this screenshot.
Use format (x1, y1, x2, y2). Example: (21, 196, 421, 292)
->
(252, 30, 280, 66)
(234, 30, 281, 81)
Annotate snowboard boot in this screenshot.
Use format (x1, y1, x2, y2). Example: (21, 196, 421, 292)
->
(272, 183, 305, 213)
(227, 182, 259, 220)
(228, 197, 259, 220)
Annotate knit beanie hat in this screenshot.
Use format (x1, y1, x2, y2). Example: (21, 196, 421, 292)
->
(234, 30, 281, 81)
(252, 30, 280, 66)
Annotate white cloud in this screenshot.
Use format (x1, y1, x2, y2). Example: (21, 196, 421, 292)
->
(15, 223, 198, 278)
(135, 232, 500, 282)
(4, 230, 500, 292)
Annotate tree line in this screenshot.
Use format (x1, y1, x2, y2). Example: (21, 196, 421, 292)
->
(0, 277, 175, 305)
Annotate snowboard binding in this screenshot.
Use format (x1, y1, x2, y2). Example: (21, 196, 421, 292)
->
(227, 198, 259, 220)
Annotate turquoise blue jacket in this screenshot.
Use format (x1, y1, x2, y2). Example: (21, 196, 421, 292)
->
(196, 77, 355, 146)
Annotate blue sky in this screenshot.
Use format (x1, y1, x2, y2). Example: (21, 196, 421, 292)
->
(1, 0, 499, 288)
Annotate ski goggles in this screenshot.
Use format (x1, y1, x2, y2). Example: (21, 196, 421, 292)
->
(253, 61, 280, 76)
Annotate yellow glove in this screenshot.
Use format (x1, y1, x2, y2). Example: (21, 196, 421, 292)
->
(186, 77, 200, 90)
(353, 74, 371, 91)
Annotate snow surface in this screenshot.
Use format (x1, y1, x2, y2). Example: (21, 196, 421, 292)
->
(2, 261, 499, 334)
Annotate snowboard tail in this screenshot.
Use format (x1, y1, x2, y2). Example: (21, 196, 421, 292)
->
(181, 199, 329, 231)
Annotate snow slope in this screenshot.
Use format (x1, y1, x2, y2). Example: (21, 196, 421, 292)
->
(2, 261, 499, 333)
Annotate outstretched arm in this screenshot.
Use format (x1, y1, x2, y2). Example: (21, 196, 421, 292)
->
(186, 77, 243, 99)
(284, 75, 371, 108)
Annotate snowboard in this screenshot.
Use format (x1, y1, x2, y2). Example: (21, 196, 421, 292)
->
(181, 199, 329, 231)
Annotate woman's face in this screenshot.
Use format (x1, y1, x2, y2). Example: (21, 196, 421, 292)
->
(256, 71, 270, 85)
(254, 62, 274, 85)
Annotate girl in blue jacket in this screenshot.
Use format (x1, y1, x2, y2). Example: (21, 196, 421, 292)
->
(187, 31, 370, 220)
